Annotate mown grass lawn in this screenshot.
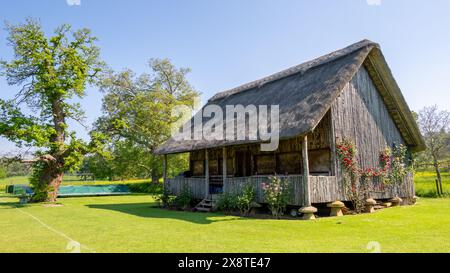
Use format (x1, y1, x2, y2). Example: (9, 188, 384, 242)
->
(0, 194, 449, 253)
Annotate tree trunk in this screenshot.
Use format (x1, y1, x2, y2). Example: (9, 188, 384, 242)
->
(151, 166, 159, 184)
(150, 158, 161, 184)
(47, 171, 64, 202)
(435, 179, 441, 196)
(50, 99, 66, 202)
(30, 155, 64, 203)
(30, 99, 67, 203)
(433, 156, 443, 196)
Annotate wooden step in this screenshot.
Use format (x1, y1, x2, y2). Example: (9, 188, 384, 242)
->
(195, 196, 221, 212)
(196, 207, 211, 212)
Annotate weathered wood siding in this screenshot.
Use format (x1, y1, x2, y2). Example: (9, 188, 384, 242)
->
(331, 65, 414, 199)
(166, 175, 341, 206)
(370, 172, 415, 199)
(310, 176, 344, 203)
(164, 177, 206, 199)
(225, 175, 306, 206)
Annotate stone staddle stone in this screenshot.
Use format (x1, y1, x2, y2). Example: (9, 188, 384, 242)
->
(299, 206, 317, 220)
(327, 201, 345, 217)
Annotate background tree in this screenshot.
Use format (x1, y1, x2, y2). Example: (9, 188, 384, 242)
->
(0, 156, 32, 177)
(94, 59, 199, 182)
(411, 110, 431, 170)
(0, 19, 105, 202)
(418, 105, 450, 195)
(81, 140, 189, 181)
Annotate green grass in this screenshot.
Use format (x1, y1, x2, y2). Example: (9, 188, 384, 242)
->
(414, 171, 449, 197)
(0, 194, 449, 253)
(0, 176, 29, 187)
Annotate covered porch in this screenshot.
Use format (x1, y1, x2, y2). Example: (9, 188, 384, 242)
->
(164, 175, 340, 206)
(161, 112, 339, 206)
(162, 131, 342, 207)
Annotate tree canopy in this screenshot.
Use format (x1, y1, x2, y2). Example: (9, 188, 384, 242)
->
(92, 58, 200, 181)
(417, 105, 450, 195)
(0, 19, 106, 201)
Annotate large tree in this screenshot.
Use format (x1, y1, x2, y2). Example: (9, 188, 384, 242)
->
(418, 105, 450, 195)
(95, 59, 199, 182)
(0, 19, 105, 202)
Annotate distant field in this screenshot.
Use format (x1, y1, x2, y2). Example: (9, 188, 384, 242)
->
(414, 171, 449, 197)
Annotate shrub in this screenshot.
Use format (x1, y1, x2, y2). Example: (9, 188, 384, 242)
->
(416, 188, 449, 198)
(236, 184, 256, 216)
(0, 167, 6, 179)
(389, 144, 410, 184)
(155, 187, 176, 208)
(262, 176, 292, 219)
(174, 183, 192, 210)
(29, 161, 50, 202)
(128, 182, 163, 194)
(216, 193, 239, 213)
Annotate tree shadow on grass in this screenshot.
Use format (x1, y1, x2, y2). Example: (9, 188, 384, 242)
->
(0, 202, 21, 209)
(0, 195, 22, 208)
(86, 202, 249, 225)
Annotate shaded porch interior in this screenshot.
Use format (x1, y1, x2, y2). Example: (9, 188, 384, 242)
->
(163, 112, 340, 206)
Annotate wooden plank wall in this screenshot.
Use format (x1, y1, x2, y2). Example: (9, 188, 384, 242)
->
(164, 173, 413, 205)
(225, 175, 342, 206)
(164, 177, 206, 199)
(310, 176, 344, 203)
(224, 175, 305, 206)
(331, 65, 414, 199)
(370, 172, 415, 199)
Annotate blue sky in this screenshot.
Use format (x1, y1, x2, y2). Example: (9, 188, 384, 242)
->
(1, 0, 449, 153)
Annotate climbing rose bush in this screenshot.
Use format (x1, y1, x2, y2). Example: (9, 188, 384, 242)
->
(336, 138, 411, 213)
(336, 140, 391, 179)
(262, 176, 292, 219)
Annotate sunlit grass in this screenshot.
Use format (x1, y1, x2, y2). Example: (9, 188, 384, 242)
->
(0, 194, 448, 253)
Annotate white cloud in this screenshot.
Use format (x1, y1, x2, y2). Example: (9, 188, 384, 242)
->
(66, 0, 81, 6)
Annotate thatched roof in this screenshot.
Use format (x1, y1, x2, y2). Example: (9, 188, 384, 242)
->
(155, 40, 425, 154)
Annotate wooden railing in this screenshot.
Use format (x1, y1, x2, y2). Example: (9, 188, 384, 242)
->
(164, 172, 415, 205)
(164, 177, 206, 199)
(309, 176, 344, 203)
(166, 175, 338, 206)
(225, 175, 306, 206)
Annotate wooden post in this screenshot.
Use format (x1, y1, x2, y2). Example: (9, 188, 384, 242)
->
(302, 135, 311, 206)
(162, 154, 167, 182)
(205, 149, 209, 198)
(250, 153, 254, 175)
(435, 179, 441, 196)
(223, 146, 227, 193)
(329, 114, 337, 176)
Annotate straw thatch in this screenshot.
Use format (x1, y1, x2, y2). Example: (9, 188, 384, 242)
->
(155, 40, 425, 155)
